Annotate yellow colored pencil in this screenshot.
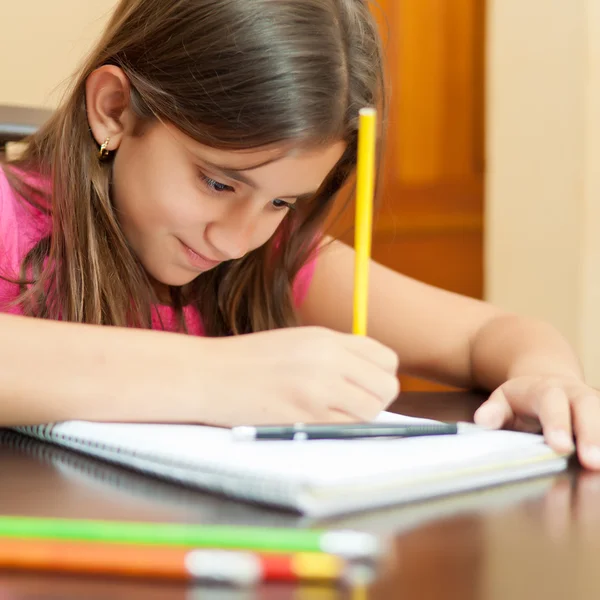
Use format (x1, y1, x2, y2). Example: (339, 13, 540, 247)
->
(353, 107, 377, 336)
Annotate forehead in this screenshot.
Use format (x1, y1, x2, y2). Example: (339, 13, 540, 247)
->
(162, 123, 346, 177)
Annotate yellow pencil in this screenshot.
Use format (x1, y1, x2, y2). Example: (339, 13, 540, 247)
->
(353, 107, 377, 336)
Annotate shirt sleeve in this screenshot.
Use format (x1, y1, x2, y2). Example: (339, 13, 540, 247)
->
(0, 168, 20, 310)
(292, 248, 319, 307)
(0, 167, 17, 271)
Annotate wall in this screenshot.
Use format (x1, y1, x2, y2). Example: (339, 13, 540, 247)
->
(486, 0, 600, 385)
(0, 0, 117, 108)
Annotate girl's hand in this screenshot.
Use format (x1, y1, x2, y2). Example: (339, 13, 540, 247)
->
(195, 326, 400, 427)
(474, 376, 600, 470)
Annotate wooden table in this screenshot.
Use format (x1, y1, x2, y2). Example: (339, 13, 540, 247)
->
(0, 392, 599, 600)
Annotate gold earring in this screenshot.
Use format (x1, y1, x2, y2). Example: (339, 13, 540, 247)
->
(98, 137, 111, 161)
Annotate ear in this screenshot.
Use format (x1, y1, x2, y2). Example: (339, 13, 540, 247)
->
(85, 65, 133, 153)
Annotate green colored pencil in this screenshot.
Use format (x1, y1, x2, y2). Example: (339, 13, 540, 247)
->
(0, 516, 380, 559)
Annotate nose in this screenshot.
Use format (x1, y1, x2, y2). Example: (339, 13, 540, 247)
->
(207, 203, 261, 260)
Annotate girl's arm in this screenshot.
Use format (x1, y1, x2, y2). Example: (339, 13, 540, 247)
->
(0, 312, 399, 426)
(0, 313, 212, 425)
(299, 239, 600, 468)
(299, 239, 581, 387)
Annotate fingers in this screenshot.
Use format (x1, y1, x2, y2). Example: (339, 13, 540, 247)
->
(327, 409, 362, 423)
(342, 333, 399, 374)
(506, 380, 595, 459)
(341, 351, 400, 408)
(295, 380, 388, 423)
(571, 393, 600, 470)
(285, 328, 399, 423)
(304, 329, 399, 410)
(474, 387, 515, 429)
(477, 384, 576, 453)
(537, 387, 574, 453)
(329, 382, 385, 421)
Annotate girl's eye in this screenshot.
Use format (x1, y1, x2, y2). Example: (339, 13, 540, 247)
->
(199, 173, 234, 194)
(272, 199, 296, 210)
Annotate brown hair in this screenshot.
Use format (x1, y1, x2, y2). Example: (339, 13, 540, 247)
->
(3, 0, 386, 335)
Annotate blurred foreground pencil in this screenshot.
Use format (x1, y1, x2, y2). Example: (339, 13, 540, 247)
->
(0, 538, 364, 586)
(0, 516, 381, 559)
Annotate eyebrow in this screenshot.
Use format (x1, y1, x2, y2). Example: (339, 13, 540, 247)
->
(199, 158, 319, 200)
(201, 159, 259, 188)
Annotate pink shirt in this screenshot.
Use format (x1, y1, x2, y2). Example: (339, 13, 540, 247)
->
(0, 168, 316, 334)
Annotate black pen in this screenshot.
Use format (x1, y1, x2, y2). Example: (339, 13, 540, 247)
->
(231, 422, 460, 441)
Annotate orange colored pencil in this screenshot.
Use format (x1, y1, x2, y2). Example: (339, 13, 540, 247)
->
(0, 538, 350, 585)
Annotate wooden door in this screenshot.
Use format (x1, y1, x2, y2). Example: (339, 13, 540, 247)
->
(329, 0, 486, 391)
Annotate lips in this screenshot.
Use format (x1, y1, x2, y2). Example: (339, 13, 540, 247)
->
(179, 239, 222, 271)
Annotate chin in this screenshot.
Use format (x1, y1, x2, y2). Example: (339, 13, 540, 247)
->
(148, 267, 200, 288)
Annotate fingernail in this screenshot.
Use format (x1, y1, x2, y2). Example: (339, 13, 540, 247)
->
(547, 430, 574, 452)
(582, 446, 600, 469)
(474, 405, 504, 428)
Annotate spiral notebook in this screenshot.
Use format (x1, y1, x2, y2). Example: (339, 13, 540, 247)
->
(12, 412, 569, 518)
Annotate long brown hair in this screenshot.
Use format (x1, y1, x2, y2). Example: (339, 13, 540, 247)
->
(3, 0, 386, 335)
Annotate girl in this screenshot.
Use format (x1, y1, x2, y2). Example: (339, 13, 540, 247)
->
(1, 0, 599, 469)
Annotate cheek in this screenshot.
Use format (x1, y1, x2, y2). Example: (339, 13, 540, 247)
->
(113, 154, 202, 231)
(153, 190, 201, 228)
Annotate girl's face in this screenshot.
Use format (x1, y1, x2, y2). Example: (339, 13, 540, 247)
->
(111, 122, 345, 287)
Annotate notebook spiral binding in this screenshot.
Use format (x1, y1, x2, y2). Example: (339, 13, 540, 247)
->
(7, 426, 305, 512)
(0, 429, 301, 524)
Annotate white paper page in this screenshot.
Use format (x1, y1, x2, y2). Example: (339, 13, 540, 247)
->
(48, 413, 554, 487)
(373, 411, 438, 424)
